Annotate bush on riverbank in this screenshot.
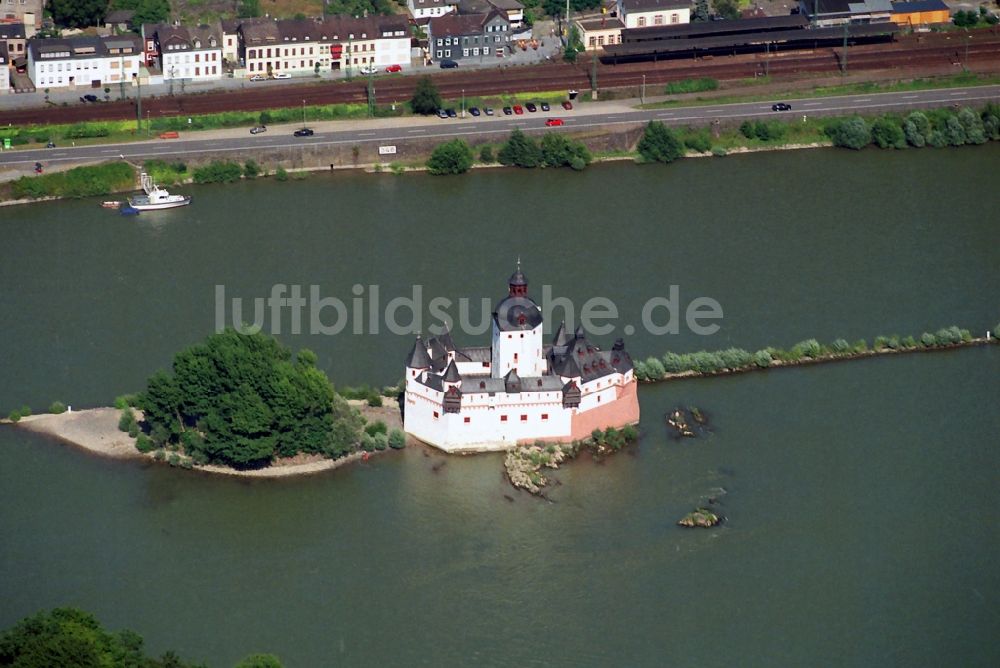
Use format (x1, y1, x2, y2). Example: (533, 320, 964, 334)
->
(427, 139, 474, 175)
(634, 325, 976, 382)
(193, 160, 244, 184)
(48, 401, 67, 414)
(144, 159, 188, 186)
(11, 162, 134, 200)
(637, 121, 685, 163)
(825, 106, 999, 151)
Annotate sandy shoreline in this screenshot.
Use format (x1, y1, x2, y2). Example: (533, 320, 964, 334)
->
(5, 406, 393, 478)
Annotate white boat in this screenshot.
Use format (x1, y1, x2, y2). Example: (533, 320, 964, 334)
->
(127, 172, 191, 211)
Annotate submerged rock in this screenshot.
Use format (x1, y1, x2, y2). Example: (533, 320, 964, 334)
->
(666, 406, 711, 439)
(678, 508, 722, 528)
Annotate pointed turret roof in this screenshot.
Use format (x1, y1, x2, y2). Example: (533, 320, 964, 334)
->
(504, 368, 521, 393)
(553, 320, 572, 347)
(574, 324, 585, 339)
(442, 359, 461, 383)
(405, 336, 432, 369)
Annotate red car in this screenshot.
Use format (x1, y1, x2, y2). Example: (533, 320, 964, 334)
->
(385, 64, 402, 73)
(562, 100, 573, 110)
(545, 118, 564, 127)
(513, 105, 524, 115)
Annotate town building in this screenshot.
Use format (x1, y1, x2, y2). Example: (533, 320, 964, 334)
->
(240, 15, 410, 76)
(220, 19, 241, 63)
(889, 0, 950, 28)
(27, 34, 143, 89)
(0, 41, 9, 93)
(0, 20, 24, 60)
(456, 0, 525, 29)
(104, 10, 136, 33)
(577, 15, 626, 50)
(799, 0, 893, 27)
(403, 266, 640, 453)
(428, 11, 511, 62)
(1, 0, 41, 34)
(408, 0, 456, 23)
(143, 23, 223, 81)
(616, 0, 691, 29)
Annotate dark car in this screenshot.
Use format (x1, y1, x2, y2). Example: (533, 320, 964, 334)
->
(437, 108, 449, 119)
(469, 107, 481, 117)
(446, 108, 457, 118)
(439, 59, 459, 69)
(525, 102, 537, 113)
(562, 100, 573, 110)
(250, 125, 267, 135)
(772, 103, 792, 112)
(80, 94, 98, 103)
(502, 106, 513, 116)
(293, 128, 314, 137)
(540, 102, 550, 112)
(46, 141, 56, 148)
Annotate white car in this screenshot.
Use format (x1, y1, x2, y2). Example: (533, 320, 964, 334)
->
(272, 72, 291, 80)
(249, 74, 265, 81)
(358, 65, 377, 75)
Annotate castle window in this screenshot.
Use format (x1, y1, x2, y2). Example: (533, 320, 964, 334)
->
(520, 414, 527, 421)
(514, 353, 518, 361)
(479, 381, 486, 389)
(520, 333, 524, 338)
(541, 413, 548, 420)
(501, 415, 508, 422)
(433, 411, 439, 418)
(464, 417, 470, 423)
(483, 362, 490, 367)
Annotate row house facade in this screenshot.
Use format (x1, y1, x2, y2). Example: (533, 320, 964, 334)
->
(1, 0, 41, 33)
(0, 41, 9, 93)
(428, 11, 511, 62)
(27, 35, 142, 89)
(456, 0, 525, 29)
(240, 15, 410, 76)
(407, 0, 456, 22)
(616, 0, 691, 28)
(142, 23, 224, 81)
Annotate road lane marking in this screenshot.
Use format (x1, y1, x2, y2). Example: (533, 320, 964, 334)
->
(902, 95, 918, 99)
(407, 129, 425, 133)
(855, 98, 872, 102)
(358, 132, 376, 136)
(949, 91, 966, 96)
(803, 102, 821, 106)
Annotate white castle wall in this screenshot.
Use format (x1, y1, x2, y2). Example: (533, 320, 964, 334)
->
(491, 325, 545, 378)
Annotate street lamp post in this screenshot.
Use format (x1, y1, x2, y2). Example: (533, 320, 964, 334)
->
(965, 30, 971, 71)
(302, 99, 306, 126)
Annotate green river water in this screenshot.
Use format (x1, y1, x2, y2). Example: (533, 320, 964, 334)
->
(1, 146, 998, 666)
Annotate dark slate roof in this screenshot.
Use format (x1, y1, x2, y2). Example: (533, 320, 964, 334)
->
(28, 35, 142, 61)
(457, 346, 492, 362)
(0, 23, 26, 40)
(430, 327, 456, 352)
(442, 359, 462, 382)
(405, 336, 432, 368)
(0, 42, 8, 62)
(457, 0, 494, 14)
(427, 373, 563, 394)
(890, 0, 947, 11)
(494, 294, 543, 332)
(508, 266, 527, 286)
(429, 11, 505, 38)
(428, 337, 449, 362)
(105, 10, 136, 24)
(487, 0, 524, 9)
(801, 0, 892, 15)
(621, 13, 806, 42)
(552, 321, 572, 347)
(504, 368, 521, 392)
(548, 328, 634, 382)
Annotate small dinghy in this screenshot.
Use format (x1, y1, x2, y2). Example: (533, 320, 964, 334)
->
(120, 206, 141, 216)
(101, 201, 121, 209)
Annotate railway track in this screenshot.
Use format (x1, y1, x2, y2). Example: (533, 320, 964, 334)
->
(2, 32, 999, 126)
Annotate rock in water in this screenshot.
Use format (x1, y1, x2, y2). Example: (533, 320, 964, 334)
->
(678, 508, 721, 528)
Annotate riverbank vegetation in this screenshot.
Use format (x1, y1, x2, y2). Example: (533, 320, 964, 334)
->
(137, 328, 367, 469)
(9, 162, 134, 200)
(427, 139, 474, 174)
(492, 128, 592, 170)
(633, 325, 987, 383)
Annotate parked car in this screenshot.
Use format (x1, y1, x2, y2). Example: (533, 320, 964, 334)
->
(484, 107, 495, 116)
(293, 128, 314, 137)
(562, 100, 573, 110)
(502, 106, 513, 115)
(540, 102, 550, 112)
(469, 107, 481, 117)
(250, 125, 267, 135)
(437, 109, 449, 119)
(513, 105, 524, 115)
(525, 102, 537, 113)
(545, 118, 564, 127)
(772, 102, 792, 111)
(446, 108, 457, 118)
(249, 74, 266, 81)
(46, 141, 56, 148)
(359, 65, 377, 75)
(79, 94, 98, 103)
(385, 64, 402, 73)
(439, 59, 459, 69)
(272, 72, 291, 80)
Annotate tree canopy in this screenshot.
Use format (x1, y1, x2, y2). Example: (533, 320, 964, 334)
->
(49, 0, 107, 28)
(637, 121, 685, 163)
(498, 128, 542, 168)
(427, 139, 474, 175)
(138, 329, 364, 468)
(109, 0, 170, 27)
(410, 76, 442, 115)
(0, 607, 206, 668)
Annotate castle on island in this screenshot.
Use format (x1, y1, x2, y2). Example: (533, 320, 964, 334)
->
(403, 265, 640, 452)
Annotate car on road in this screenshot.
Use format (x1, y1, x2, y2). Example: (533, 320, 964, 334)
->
(293, 128, 314, 137)
(437, 108, 449, 119)
(446, 108, 457, 118)
(359, 65, 377, 75)
(469, 107, 481, 117)
(771, 102, 792, 111)
(544, 118, 564, 127)
(513, 105, 524, 115)
(540, 102, 550, 112)
(439, 59, 459, 69)
(525, 102, 537, 113)
(484, 107, 494, 116)
(385, 64, 402, 73)
(250, 125, 267, 134)
(79, 94, 98, 103)
(502, 106, 513, 115)
(272, 72, 291, 80)
(249, 74, 266, 81)
(562, 100, 573, 110)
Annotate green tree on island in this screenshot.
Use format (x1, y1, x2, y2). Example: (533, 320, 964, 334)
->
(410, 76, 442, 115)
(139, 329, 364, 468)
(637, 121, 685, 163)
(427, 139, 474, 174)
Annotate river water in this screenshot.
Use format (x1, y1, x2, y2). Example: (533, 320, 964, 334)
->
(1, 147, 998, 666)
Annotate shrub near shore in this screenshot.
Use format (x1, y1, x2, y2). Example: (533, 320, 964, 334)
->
(10, 162, 134, 199)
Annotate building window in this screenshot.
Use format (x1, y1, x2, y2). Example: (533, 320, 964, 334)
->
(464, 417, 470, 423)
(501, 415, 508, 422)
(654, 14, 663, 25)
(597, 35, 604, 46)
(433, 411, 439, 418)
(520, 415, 528, 421)
(541, 413, 548, 420)
(671, 13, 679, 24)
(588, 36, 596, 47)
(638, 16, 646, 27)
